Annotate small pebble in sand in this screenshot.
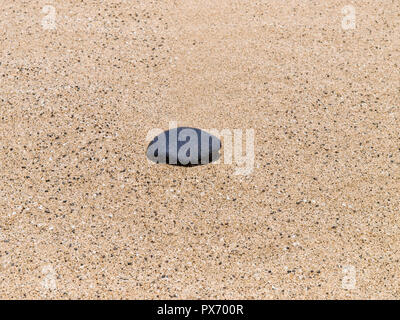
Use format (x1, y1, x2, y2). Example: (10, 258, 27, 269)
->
(146, 127, 221, 166)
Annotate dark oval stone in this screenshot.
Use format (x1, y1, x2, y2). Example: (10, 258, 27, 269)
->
(146, 127, 221, 166)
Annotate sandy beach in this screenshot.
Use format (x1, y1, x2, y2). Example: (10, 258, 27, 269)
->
(0, 0, 399, 299)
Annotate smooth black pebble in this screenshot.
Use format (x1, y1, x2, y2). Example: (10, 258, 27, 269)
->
(146, 127, 221, 166)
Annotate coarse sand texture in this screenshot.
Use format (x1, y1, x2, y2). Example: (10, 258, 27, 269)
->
(0, 0, 399, 299)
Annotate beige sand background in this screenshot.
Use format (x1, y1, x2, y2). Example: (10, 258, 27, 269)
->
(0, 0, 399, 299)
